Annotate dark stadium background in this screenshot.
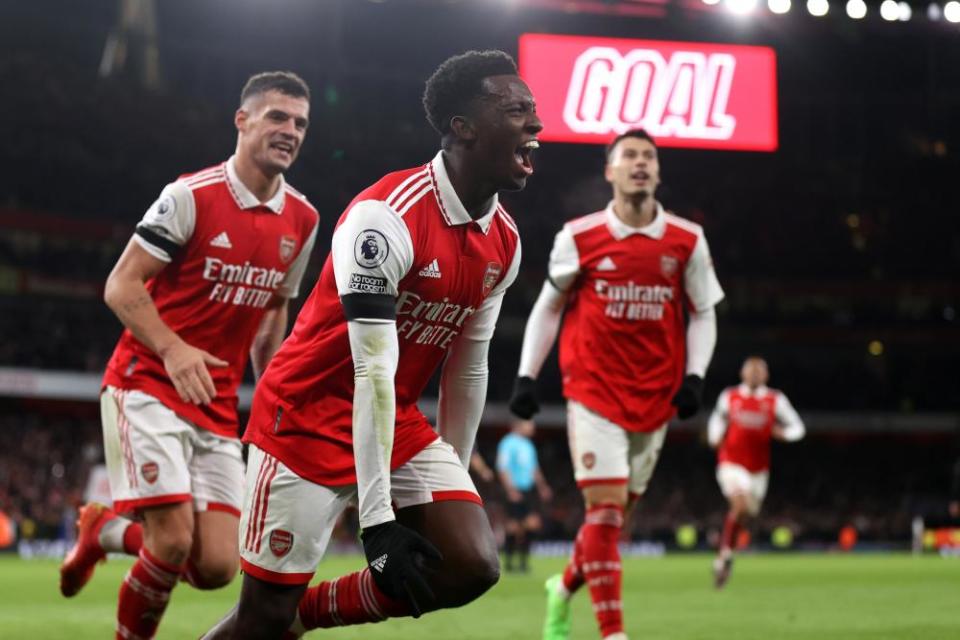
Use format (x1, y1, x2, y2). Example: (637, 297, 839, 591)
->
(1, 0, 958, 551)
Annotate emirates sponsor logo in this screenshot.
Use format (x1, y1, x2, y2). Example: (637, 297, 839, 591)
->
(395, 291, 478, 350)
(595, 279, 674, 321)
(203, 257, 288, 309)
(269, 529, 294, 557)
(141, 461, 159, 484)
(563, 47, 737, 140)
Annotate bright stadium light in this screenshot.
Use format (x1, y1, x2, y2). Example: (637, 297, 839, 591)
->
(726, 0, 759, 15)
(769, 0, 792, 14)
(880, 0, 899, 20)
(702, 0, 721, 6)
(898, 1, 912, 20)
(947, 0, 960, 22)
(928, 2, 942, 21)
(845, 0, 866, 19)
(807, 0, 829, 17)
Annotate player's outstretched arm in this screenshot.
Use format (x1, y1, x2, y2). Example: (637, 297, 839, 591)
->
(511, 281, 568, 418)
(104, 239, 227, 405)
(672, 307, 717, 419)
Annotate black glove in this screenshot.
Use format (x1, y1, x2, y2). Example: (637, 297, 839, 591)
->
(671, 374, 704, 419)
(509, 376, 540, 419)
(361, 521, 443, 618)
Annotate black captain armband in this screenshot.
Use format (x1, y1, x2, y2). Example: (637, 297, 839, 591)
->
(135, 225, 181, 258)
(341, 293, 396, 321)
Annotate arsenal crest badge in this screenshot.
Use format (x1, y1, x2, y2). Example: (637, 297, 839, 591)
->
(269, 529, 294, 557)
(279, 236, 297, 264)
(141, 461, 159, 484)
(482, 262, 503, 296)
(660, 255, 679, 278)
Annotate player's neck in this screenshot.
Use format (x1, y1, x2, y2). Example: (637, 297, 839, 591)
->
(233, 153, 282, 204)
(441, 151, 496, 220)
(612, 193, 657, 228)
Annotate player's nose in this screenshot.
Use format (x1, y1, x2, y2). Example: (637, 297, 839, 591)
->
(525, 112, 543, 135)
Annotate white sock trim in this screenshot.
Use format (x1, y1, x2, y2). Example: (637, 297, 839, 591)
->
(98, 516, 133, 553)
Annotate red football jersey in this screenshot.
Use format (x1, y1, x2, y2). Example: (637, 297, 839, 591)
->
(103, 158, 319, 438)
(244, 152, 521, 486)
(551, 204, 724, 432)
(712, 385, 803, 472)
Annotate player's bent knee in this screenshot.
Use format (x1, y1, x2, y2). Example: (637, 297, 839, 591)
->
(449, 546, 500, 606)
(189, 559, 238, 589)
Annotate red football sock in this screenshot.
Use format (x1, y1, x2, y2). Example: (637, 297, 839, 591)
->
(116, 547, 182, 639)
(720, 512, 741, 555)
(298, 567, 410, 629)
(581, 504, 624, 639)
(561, 528, 585, 595)
(122, 523, 143, 556)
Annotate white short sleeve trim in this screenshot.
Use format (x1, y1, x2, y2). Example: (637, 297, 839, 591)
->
(547, 226, 580, 293)
(684, 231, 725, 312)
(332, 200, 414, 298)
(134, 181, 197, 262)
(276, 220, 319, 299)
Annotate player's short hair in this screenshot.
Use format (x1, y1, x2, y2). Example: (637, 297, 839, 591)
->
(422, 50, 519, 134)
(240, 71, 310, 106)
(606, 128, 658, 161)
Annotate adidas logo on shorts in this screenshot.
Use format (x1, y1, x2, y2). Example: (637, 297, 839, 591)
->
(371, 553, 388, 573)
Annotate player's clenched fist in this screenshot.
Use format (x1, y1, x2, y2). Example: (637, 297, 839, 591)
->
(361, 521, 443, 618)
(160, 340, 228, 405)
(509, 376, 540, 419)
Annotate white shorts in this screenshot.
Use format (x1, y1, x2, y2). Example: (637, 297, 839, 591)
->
(716, 462, 769, 515)
(239, 438, 480, 585)
(101, 386, 244, 517)
(567, 400, 667, 497)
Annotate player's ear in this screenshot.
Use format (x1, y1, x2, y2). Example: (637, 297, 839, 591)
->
(603, 162, 615, 184)
(450, 115, 477, 143)
(235, 108, 249, 133)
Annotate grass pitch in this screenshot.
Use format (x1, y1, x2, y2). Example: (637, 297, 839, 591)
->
(0, 553, 956, 639)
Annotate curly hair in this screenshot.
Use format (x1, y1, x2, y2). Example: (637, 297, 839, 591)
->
(422, 50, 518, 135)
(240, 71, 310, 106)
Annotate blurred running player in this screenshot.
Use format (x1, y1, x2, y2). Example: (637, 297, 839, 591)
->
(202, 50, 541, 639)
(58, 72, 318, 640)
(509, 129, 724, 640)
(496, 418, 552, 572)
(708, 356, 805, 588)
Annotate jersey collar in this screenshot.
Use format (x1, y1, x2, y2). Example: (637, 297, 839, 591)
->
(225, 156, 286, 214)
(430, 152, 499, 234)
(738, 383, 770, 398)
(604, 200, 666, 241)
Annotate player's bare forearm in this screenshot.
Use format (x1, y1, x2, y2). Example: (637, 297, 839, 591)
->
(104, 275, 182, 357)
(250, 298, 288, 379)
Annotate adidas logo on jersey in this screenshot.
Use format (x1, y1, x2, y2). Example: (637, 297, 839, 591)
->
(370, 553, 388, 573)
(210, 231, 233, 249)
(597, 256, 617, 271)
(418, 258, 442, 278)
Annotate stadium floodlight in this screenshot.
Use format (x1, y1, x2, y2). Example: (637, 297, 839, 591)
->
(702, 0, 721, 6)
(928, 2, 942, 20)
(898, 1, 912, 19)
(807, 0, 829, 16)
(880, 0, 899, 20)
(947, 0, 960, 22)
(768, 0, 792, 14)
(726, 0, 759, 15)
(845, 0, 866, 19)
